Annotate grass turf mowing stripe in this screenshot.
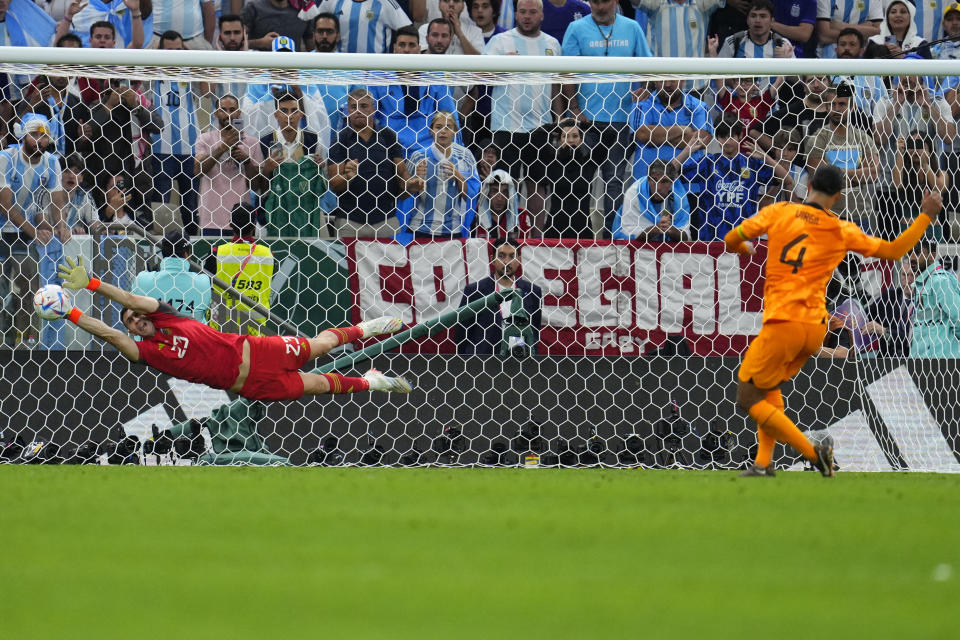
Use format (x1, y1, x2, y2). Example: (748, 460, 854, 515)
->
(2, 467, 959, 639)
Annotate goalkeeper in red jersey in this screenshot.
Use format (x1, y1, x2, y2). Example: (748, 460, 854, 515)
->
(56, 257, 412, 402)
(724, 165, 941, 477)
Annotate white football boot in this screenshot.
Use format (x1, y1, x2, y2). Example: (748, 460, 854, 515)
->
(363, 369, 413, 393)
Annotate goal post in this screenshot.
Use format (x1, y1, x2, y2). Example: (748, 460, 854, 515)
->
(0, 46, 958, 472)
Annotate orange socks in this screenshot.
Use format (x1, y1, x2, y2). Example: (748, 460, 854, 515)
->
(748, 398, 817, 463)
(754, 390, 782, 467)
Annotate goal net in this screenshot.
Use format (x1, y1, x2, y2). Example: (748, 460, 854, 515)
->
(0, 48, 958, 472)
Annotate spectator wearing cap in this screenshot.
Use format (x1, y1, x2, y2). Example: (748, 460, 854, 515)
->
(243, 0, 313, 50)
(209, 203, 274, 336)
(18, 71, 89, 160)
(195, 94, 264, 237)
(933, 4, 960, 61)
(865, 0, 931, 58)
(132, 231, 212, 322)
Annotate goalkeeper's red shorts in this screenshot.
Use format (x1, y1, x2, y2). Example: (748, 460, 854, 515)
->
(737, 320, 827, 390)
(239, 335, 312, 401)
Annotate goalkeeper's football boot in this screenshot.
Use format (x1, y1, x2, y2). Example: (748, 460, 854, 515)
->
(358, 316, 404, 338)
(739, 464, 776, 477)
(813, 442, 835, 478)
(363, 369, 412, 393)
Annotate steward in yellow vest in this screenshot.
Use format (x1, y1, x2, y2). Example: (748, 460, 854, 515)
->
(211, 203, 274, 335)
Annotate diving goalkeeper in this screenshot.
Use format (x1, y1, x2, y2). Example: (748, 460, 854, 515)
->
(56, 257, 412, 401)
(725, 165, 941, 477)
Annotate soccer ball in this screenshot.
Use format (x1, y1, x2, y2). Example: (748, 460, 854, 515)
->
(34, 284, 72, 321)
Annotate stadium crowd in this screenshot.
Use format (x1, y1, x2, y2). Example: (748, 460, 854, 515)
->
(2, 0, 960, 354)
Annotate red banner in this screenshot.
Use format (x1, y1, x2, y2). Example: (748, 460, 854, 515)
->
(343, 238, 893, 356)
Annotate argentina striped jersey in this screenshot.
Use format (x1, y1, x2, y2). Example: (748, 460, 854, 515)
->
(151, 80, 200, 156)
(318, 0, 411, 53)
(151, 0, 209, 40)
(68, 0, 154, 47)
(406, 143, 480, 236)
(638, 0, 722, 58)
(484, 29, 561, 132)
(816, 0, 882, 58)
(0, 145, 63, 233)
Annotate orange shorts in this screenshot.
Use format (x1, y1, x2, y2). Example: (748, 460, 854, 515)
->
(738, 320, 828, 390)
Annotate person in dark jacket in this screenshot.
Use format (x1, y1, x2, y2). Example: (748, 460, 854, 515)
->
(456, 239, 542, 355)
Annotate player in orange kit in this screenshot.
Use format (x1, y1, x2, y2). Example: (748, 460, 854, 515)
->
(724, 165, 942, 477)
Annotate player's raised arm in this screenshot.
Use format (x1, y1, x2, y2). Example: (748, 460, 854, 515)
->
(869, 190, 942, 260)
(723, 204, 778, 256)
(57, 257, 159, 314)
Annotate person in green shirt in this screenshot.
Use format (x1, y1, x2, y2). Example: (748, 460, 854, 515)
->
(910, 241, 960, 358)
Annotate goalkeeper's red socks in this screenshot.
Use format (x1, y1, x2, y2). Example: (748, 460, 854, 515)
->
(748, 397, 817, 462)
(322, 325, 363, 347)
(754, 390, 783, 468)
(321, 373, 369, 394)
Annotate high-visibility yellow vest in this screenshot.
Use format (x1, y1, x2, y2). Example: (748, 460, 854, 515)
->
(214, 241, 274, 336)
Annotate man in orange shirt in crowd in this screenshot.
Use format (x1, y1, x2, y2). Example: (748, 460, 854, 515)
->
(725, 165, 942, 477)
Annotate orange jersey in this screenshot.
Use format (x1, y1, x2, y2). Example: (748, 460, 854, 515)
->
(736, 201, 881, 325)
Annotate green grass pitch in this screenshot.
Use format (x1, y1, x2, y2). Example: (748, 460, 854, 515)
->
(2, 467, 959, 639)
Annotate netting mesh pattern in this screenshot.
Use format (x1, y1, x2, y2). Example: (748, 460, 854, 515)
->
(1, 56, 959, 471)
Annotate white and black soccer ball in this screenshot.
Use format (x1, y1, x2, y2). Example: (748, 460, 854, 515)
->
(34, 284, 72, 321)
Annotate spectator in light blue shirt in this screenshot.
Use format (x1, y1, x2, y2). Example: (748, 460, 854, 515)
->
(369, 26, 461, 156)
(132, 232, 212, 323)
(629, 79, 713, 182)
(562, 0, 652, 237)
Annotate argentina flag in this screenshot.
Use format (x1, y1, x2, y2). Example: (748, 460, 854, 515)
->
(5, 0, 56, 46)
(1, 0, 57, 100)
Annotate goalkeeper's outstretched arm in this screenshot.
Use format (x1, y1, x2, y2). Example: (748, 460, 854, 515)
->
(72, 312, 141, 362)
(57, 257, 159, 314)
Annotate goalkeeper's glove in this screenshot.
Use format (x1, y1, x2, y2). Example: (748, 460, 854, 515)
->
(57, 256, 100, 291)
